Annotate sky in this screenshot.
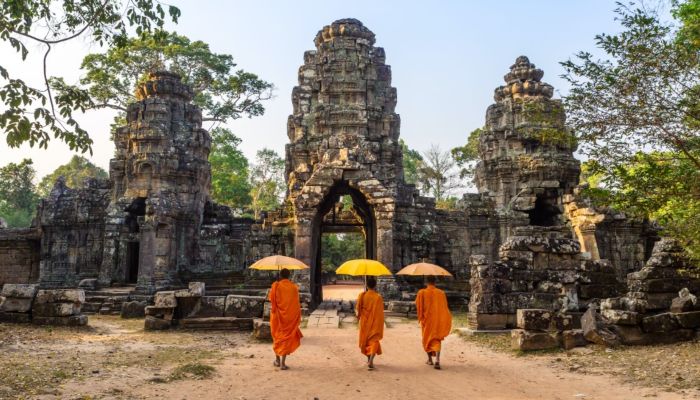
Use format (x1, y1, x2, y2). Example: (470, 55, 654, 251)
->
(0, 0, 627, 180)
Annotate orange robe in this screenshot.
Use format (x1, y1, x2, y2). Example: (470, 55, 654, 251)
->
(356, 289, 384, 356)
(416, 284, 452, 354)
(268, 279, 303, 356)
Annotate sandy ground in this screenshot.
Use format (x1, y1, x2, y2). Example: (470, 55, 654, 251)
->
(53, 322, 693, 400)
(322, 283, 364, 301)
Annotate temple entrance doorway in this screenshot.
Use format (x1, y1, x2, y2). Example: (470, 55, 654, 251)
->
(311, 182, 376, 305)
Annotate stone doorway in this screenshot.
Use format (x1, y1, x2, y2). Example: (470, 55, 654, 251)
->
(126, 242, 140, 284)
(311, 182, 376, 305)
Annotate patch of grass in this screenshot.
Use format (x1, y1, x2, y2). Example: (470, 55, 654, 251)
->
(456, 330, 513, 353)
(451, 312, 470, 328)
(168, 362, 215, 381)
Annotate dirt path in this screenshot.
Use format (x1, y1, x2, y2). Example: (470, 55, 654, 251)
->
(322, 283, 364, 301)
(115, 323, 690, 400)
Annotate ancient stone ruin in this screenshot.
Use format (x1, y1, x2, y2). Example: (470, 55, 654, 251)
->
(0, 18, 696, 344)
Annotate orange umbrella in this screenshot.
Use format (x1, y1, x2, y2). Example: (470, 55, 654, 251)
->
(249, 255, 309, 272)
(396, 262, 453, 277)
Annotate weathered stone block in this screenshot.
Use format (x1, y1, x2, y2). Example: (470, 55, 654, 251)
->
(0, 297, 33, 313)
(154, 291, 177, 308)
(189, 282, 205, 296)
(511, 329, 558, 351)
(78, 279, 99, 290)
(144, 315, 171, 330)
(0, 311, 31, 323)
(562, 329, 587, 350)
(1, 284, 38, 299)
(34, 289, 85, 304)
(516, 309, 552, 331)
(642, 313, 679, 333)
(33, 302, 80, 317)
(673, 311, 700, 329)
(144, 306, 174, 320)
(670, 288, 698, 313)
(191, 296, 225, 318)
(551, 313, 573, 332)
(253, 318, 272, 341)
(120, 301, 146, 319)
(224, 295, 265, 318)
(601, 309, 642, 326)
(32, 314, 87, 326)
(581, 307, 620, 347)
(387, 301, 415, 314)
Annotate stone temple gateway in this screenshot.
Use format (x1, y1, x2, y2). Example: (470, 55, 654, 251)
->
(1, 19, 687, 333)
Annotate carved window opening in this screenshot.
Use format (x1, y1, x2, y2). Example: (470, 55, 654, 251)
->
(528, 192, 561, 227)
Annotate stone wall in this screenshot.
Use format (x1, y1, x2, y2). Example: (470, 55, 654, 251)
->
(0, 228, 40, 286)
(37, 177, 110, 288)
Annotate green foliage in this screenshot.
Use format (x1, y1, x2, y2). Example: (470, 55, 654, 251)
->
(76, 30, 274, 128)
(0, 0, 180, 152)
(451, 127, 482, 180)
(0, 159, 39, 227)
(436, 196, 460, 210)
(418, 144, 462, 201)
(249, 148, 285, 219)
(563, 1, 700, 263)
(37, 155, 107, 197)
(208, 127, 251, 209)
(321, 233, 365, 273)
(399, 139, 424, 185)
(581, 154, 700, 261)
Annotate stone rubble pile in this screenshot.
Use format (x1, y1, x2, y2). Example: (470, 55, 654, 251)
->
(469, 226, 623, 330)
(0, 284, 88, 326)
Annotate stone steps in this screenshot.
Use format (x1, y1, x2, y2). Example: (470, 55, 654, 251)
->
(178, 317, 254, 330)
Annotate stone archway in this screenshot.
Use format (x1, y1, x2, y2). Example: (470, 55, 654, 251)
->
(309, 181, 376, 304)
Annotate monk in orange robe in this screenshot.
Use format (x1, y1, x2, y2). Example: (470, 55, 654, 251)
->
(355, 276, 384, 370)
(415, 275, 452, 369)
(268, 268, 303, 370)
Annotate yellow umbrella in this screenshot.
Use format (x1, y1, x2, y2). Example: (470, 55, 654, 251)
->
(335, 259, 392, 276)
(249, 255, 309, 272)
(396, 262, 453, 277)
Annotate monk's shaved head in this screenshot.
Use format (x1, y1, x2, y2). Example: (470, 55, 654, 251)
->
(280, 268, 291, 279)
(426, 275, 436, 284)
(366, 276, 377, 289)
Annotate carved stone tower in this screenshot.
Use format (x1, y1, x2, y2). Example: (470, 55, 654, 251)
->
(285, 19, 402, 301)
(100, 71, 212, 293)
(474, 56, 580, 238)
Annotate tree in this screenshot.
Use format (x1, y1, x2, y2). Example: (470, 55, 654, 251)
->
(249, 148, 285, 220)
(209, 127, 251, 209)
(399, 139, 424, 185)
(562, 1, 700, 262)
(0, 159, 39, 227)
(1, 0, 181, 152)
(418, 144, 462, 204)
(76, 30, 274, 131)
(37, 155, 107, 197)
(451, 127, 482, 180)
(321, 233, 365, 274)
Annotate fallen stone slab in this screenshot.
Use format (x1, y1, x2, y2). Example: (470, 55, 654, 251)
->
(0, 297, 33, 313)
(154, 291, 177, 308)
(120, 301, 146, 319)
(144, 315, 171, 330)
(144, 306, 174, 320)
(78, 279, 99, 291)
(32, 314, 88, 326)
(562, 329, 587, 350)
(642, 313, 679, 333)
(673, 311, 700, 329)
(253, 318, 272, 341)
(33, 302, 80, 317)
(581, 307, 620, 347)
(179, 317, 254, 331)
(516, 309, 552, 331)
(670, 288, 698, 313)
(511, 329, 558, 351)
(551, 313, 573, 332)
(224, 295, 265, 318)
(34, 289, 85, 304)
(0, 311, 31, 323)
(191, 296, 226, 318)
(1, 283, 38, 299)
